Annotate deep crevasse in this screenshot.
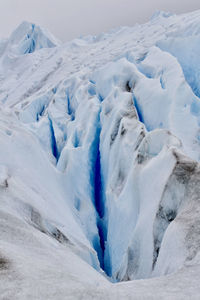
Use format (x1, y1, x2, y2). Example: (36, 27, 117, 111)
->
(16, 52, 200, 282)
(2, 11, 200, 283)
(15, 49, 200, 281)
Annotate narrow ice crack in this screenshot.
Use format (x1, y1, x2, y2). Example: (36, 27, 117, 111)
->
(132, 93, 150, 131)
(66, 89, 75, 121)
(90, 111, 107, 272)
(48, 115, 59, 161)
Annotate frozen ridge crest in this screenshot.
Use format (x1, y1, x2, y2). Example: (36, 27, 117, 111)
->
(0, 9, 200, 299)
(150, 10, 174, 20)
(2, 21, 60, 56)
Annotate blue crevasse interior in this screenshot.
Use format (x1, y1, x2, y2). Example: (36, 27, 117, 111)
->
(88, 84, 96, 96)
(36, 105, 45, 121)
(132, 93, 152, 131)
(25, 38, 36, 54)
(48, 115, 59, 161)
(89, 109, 107, 272)
(73, 131, 81, 148)
(66, 89, 75, 121)
(160, 75, 166, 89)
(23, 24, 36, 54)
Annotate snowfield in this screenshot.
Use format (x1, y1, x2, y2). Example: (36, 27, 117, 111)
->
(1, 10, 200, 299)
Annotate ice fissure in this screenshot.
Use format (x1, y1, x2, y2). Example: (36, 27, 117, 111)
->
(17, 58, 197, 282)
(19, 70, 188, 281)
(132, 94, 146, 128)
(90, 114, 106, 271)
(3, 13, 200, 295)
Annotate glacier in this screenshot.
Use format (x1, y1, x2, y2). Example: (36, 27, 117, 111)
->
(1, 9, 200, 299)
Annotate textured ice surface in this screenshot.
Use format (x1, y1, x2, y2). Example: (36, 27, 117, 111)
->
(1, 10, 200, 299)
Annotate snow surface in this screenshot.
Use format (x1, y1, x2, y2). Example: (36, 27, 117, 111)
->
(1, 10, 200, 299)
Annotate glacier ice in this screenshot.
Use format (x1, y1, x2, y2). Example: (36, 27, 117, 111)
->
(5, 21, 59, 56)
(1, 10, 200, 299)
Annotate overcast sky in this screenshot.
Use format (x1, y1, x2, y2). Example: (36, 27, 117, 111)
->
(0, 0, 200, 41)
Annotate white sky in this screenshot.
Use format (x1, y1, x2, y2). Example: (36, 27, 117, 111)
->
(0, 0, 200, 41)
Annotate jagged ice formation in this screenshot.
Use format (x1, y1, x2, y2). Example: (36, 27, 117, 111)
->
(1, 10, 200, 299)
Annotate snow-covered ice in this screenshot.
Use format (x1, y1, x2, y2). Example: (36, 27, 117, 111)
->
(1, 9, 200, 299)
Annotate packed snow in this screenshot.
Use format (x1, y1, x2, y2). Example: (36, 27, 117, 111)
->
(1, 9, 200, 299)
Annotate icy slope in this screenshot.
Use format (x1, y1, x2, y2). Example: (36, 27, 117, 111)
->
(1, 10, 200, 299)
